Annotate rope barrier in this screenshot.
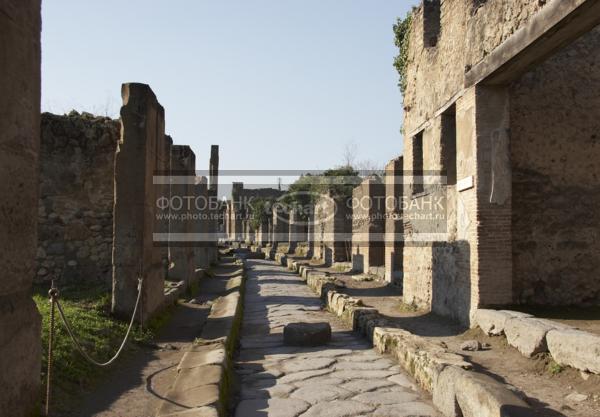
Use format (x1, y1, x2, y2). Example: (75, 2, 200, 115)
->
(44, 276, 144, 416)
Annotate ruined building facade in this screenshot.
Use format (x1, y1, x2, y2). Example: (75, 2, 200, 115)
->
(401, 0, 600, 324)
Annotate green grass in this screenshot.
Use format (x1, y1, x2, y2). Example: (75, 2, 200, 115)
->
(332, 265, 349, 272)
(34, 284, 154, 413)
(396, 301, 420, 314)
(547, 360, 565, 375)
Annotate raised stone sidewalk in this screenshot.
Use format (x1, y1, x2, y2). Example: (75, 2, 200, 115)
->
(156, 258, 246, 417)
(291, 260, 534, 417)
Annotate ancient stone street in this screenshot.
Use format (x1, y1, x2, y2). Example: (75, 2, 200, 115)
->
(4, 1, 600, 416)
(234, 259, 439, 417)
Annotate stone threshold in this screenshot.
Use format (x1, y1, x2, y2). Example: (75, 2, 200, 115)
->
(281, 257, 536, 417)
(474, 309, 600, 375)
(156, 258, 246, 417)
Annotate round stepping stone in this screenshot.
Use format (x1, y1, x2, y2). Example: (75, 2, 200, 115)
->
(283, 322, 331, 347)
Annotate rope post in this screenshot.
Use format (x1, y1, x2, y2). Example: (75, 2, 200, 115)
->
(45, 286, 59, 417)
(138, 274, 144, 332)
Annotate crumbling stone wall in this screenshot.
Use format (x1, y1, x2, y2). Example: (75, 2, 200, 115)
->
(511, 27, 600, 306)
(351, 176, 385, 273)
(403, 0, 551, 135)
(0, 1, 42, 415)
(37, 112, 120, 285)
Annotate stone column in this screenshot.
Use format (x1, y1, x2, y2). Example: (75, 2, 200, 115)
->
(288, 208, 307, 254)
(231, 182, 244, 241)
(194, 176, 210, 270)
(257, 216, 269, 246)
(224, 201, 230, 240)
(272, 204, 289, 252)
(159, 134, 173, 286)
(242, 219, 249, 243)
(209, 145, 219, 196)
(306, 205, 315, 258)
(169, 145, 196, 285)
(208, 145, 219, 262)
(288, 209, 298, 254)
(113, 83, 167, 322)
(384, 157, 404, 284)
(0, 2, 42, 414)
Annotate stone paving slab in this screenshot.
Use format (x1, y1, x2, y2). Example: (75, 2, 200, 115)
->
(233, 259, 440, 417)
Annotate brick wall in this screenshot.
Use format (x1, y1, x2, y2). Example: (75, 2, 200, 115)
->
(510, 27, 600, 306)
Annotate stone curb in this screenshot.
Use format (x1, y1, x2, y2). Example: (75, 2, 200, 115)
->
(474, 308, 600, 375)
(156, 263, 246, 417)
(290, 260, 534, 417)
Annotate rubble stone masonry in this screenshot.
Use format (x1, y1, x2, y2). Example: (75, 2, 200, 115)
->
(37, 112, 120, 286)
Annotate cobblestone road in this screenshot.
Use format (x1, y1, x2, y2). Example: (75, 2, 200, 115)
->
(234, 259, 440, 417)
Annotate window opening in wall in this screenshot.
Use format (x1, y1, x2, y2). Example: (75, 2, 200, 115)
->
(441, 104, 457, 186)
(413, 131, 424, 195)
(423, 0, 441, 47)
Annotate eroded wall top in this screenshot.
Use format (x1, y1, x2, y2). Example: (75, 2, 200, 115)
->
(403, 0, 550, 134)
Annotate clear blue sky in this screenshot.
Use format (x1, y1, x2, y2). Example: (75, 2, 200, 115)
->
(42, 1, 416, 196)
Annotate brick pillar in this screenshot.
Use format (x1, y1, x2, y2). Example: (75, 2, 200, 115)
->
(473, 86, 513, 309)
(169, 145, 196, 284)
(113, 83, 167, 321)
(385, 157, 404, 284)
(0, 2, 42, 415)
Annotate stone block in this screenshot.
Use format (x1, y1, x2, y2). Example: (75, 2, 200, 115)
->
(372, 327, 471, 393)
(161, 407, 219, 417)
(504, 317, 570, 358)
(434, 366, 533, 417)
(178, 344, 226, 371)
(201, 291, 240, 341)
(547, 329, 600, 374)
(474, 309, 532, 336)
(158, 384, 220, 415)
(283, 322, 332, 347)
